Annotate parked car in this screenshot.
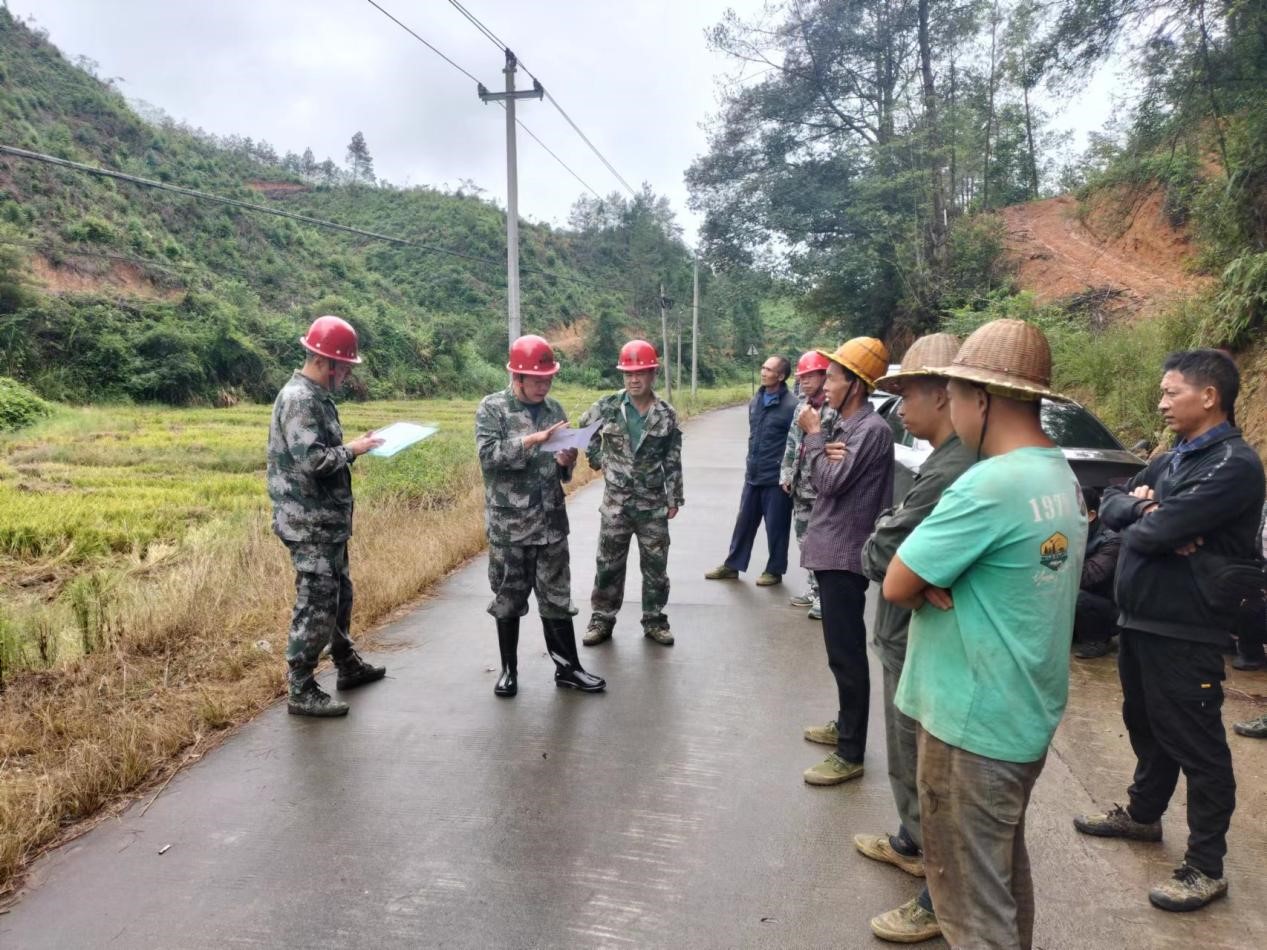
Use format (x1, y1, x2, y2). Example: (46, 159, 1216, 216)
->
(872, 393, 1146, 499)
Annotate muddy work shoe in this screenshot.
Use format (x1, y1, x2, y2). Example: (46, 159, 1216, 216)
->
(643, 626, 675, 646)
(583, 624, 613, 647)
(1149, 864, 1228, 912)
(854, 833, 926, 877)
(704, 565, 739, 580)
(1073, 804, 1162, 842)
(755, 572, 782, 587)
(803, 720, 839, 746)
(803, 752, 864, 786)
(335, 651, 387, 690)
(288, 680, 350, 717)
(870, 897, 941, 943)
(1233, 714, 1267, 738)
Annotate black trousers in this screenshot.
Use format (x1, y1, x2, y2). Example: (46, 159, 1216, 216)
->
(1235, 599, 1266, 661)
(724, 481, 793, 576)
(815, 569, 871, 763)
(1074, 590, 1117, 645)
(1119, 628, 1235, 879)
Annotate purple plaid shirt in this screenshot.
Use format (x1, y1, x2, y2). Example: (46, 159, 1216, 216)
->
(800, 404, 895, 574)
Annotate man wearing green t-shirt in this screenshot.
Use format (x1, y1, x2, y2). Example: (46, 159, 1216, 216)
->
(882, 319, 1087, 950)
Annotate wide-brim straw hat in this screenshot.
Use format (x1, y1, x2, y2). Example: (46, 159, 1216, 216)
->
(875, 333, 961, 393)
(816, 336, 890, 389)
(928, 318, 1069, 403)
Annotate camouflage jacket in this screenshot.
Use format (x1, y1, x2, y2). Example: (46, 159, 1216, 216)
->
(578, 391, 684, 517)
(475, 388, 572, 546)
(779, 396, 834, 502)
(267, 371, 356, 544)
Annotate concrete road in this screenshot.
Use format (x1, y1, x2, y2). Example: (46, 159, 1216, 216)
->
(3, 405, 1265, 949)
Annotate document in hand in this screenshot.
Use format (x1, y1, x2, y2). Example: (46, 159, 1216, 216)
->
(537, 420, 601, 453)
(367, 421, 438, 458)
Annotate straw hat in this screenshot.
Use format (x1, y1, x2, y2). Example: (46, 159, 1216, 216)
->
(817, 337, 890, 389)
(874, 333, 961, 393)
(930, 319, 1068, 402)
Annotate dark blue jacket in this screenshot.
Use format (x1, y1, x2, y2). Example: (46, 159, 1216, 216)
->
(1102, 426, 1265, 644)
(746, 383, 796, 486)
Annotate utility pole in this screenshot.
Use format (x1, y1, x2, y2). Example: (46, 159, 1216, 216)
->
(478, 50, 543, 346)
(676, 310, 682, 394)
(659, 282, 673, 405)
(691, 256, 699, 398)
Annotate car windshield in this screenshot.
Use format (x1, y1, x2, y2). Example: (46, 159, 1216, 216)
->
(1040, 402, 1122, 450)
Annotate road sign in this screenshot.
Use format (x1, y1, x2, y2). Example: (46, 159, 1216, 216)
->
(746, 344, 758, 357)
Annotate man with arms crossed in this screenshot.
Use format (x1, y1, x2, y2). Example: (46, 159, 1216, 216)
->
(855, 333, 972, 943)
(1074, 349, 1264, 911)
(883, 319, 1086, 949)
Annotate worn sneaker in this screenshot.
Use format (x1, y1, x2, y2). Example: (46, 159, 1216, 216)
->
(644, 626, 674, 646)
(756, 572, 782, 587)
(1149, 864, 1228, 912)
(288, 680, 350, 717)
(803, 720, 839, 746)
(807, 598, 822, 620)
(1233, 714, 1267, 738)
(870, 897, 941, 943)
(583, 624, 613, 646)
(854, 833, 926, 877)
(789, 592, 814, 608)
(803, 752, 864, 786)
(335, 651, 386, 690)
(1073, 804, 1162, 841)
(704, 565, 739, 580)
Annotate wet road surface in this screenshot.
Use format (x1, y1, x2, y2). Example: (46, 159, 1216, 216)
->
(3, 405, 1265, 949)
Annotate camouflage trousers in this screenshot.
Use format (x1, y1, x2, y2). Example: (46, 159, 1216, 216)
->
(792, 496, 820, 597)
(486, 538, 577, 621)
(284, 541, 355, 694)
(589, 508, 670, 632)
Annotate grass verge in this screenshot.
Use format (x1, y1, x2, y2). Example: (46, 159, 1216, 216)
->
(0, 384, 748, 897)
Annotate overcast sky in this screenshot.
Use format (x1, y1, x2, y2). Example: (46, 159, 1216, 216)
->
(11, 0, 1124, 244)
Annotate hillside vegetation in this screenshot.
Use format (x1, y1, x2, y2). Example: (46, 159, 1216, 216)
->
(0, 9, 779, 407)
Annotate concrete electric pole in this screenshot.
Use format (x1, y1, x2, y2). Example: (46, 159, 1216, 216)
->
(659, 283, 673, 405)
(478, 50, 543, 346)
(691, 256, 699, 398)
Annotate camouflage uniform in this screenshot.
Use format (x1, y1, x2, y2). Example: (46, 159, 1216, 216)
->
(475, 387, 577, 620)
(578, 391, 684, 635)
(267, 371, 360, 695)
(780, 397, 832, 602)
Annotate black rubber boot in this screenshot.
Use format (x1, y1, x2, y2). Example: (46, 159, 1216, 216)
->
(543, 617, 606, 692)
(495, 618, 519, 697)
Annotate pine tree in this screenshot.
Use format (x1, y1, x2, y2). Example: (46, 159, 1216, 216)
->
(345, 132, 375, 186)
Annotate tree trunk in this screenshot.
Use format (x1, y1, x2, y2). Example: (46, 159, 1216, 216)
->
(919, 0, 948, 267)
(983, 2, 1000, 211)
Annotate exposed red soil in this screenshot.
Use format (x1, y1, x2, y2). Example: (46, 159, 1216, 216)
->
(246, 180, 310, 197)
(28, 254, 183, 301)
(1001, 191, 1212, 317)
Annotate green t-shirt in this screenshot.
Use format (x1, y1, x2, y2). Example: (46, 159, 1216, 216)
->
(894, 446, 1087, 763)
(622, 391, 649, 448)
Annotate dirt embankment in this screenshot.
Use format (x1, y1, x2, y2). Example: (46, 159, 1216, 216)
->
(29, 254, 183, 301)
(1001, 190, 1211, 318)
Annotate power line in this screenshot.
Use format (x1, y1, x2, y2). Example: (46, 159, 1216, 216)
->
(442, 1, 639, 197)
(362, 0, 601, 200)
(0, 143, 611, 289)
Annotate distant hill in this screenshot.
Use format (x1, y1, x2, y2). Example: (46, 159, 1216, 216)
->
(0, 9, 732, 404)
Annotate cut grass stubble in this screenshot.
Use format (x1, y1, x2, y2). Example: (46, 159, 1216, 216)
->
(0, 385, 747, 896)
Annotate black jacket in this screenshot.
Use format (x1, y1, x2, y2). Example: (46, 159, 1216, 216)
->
(745, 383, 797, 486)
(1101, 426, 1265, 644)
(1081, 520, 1120, 599)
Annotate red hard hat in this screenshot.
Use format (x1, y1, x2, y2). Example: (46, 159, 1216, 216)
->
(616, 339, 660, 371)
(300, 315, 361, 364)
(506, 334, 559, 376)
(795, 350, 830, 376)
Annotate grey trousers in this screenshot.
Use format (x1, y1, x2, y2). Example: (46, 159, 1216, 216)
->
(883, 664, 922, 849)
(918, 726, 1047, 950)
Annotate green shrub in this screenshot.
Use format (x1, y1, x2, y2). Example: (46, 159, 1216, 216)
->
(0, 376, 52, 431)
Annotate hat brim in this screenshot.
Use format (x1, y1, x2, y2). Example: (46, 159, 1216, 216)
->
(300, 337, 362, 364)
(874, 369, 945, 393)
(816, 349, 880, 388)
(924, 363, 1071, 403)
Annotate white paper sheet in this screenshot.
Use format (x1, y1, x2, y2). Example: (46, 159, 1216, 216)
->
(537, 420, 601, 453)
(367, 421, 438, 458)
